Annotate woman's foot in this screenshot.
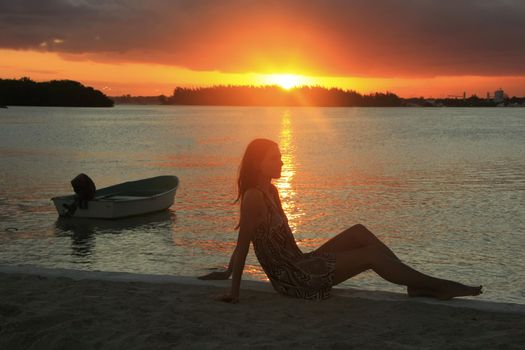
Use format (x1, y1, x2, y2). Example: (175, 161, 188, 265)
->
(436, 285, 483, 300)
(407, 285, 483, 300)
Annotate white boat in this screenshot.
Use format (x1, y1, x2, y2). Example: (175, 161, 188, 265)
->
(52, 175, 179, 219)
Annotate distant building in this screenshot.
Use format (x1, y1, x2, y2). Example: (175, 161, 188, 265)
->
(494, 89, 506, 103)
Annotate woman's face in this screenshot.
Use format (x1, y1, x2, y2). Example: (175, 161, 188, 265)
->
(259, 145, 283, 179)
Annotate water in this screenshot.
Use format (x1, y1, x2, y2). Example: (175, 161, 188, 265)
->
(1, 105, 524, 304)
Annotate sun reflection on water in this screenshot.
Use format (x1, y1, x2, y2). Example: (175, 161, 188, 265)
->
(274, 110, 304, 232)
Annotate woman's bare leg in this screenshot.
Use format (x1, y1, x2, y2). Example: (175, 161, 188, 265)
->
(315, 224, 401, 261)
(332, 245, 482, 300)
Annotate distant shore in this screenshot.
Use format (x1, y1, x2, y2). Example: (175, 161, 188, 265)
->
(1, 77, 523, 108)
(0, 78, 113, 107)
(111, 85, 525, 107)
(1, 266, 524, 349)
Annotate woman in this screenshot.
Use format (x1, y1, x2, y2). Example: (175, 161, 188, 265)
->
(199, 138, 482, 303)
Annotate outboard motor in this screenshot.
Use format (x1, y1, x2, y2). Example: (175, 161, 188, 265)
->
(71, 173, 96, 208)
(63, 173, 96, 216)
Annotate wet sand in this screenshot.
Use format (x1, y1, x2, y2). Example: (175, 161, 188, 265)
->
(1, 267, 524, 349)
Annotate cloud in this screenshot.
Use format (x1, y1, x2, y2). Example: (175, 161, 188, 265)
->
(1, 0, 524, 77)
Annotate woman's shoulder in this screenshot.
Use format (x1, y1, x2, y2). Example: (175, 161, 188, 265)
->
(244, 187, 264, 198)
(242, 187, 266, 205)
(245, 185, 278, 201)
(241, 188, 267, 214)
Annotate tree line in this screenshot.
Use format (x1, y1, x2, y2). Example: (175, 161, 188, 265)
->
(3, 78, 522, 108)
(166, 86, 524, 107)
(167, 85, 403, 107)
(0, 78, 113, 107)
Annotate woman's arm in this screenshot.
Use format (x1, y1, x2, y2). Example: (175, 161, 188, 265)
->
(217, 189, 266, 303)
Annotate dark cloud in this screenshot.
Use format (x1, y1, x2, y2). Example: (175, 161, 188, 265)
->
(1, 0, 524, 77)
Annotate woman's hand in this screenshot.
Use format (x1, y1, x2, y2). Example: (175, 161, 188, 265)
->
(198, 270, 231, 280)
(215, 293, 239, 303)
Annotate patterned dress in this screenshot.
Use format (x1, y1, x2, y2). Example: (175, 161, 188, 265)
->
(251, 187, 337, 300)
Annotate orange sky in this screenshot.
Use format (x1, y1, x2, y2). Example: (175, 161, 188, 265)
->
(1, 1, 524, 97)
(2, 49, 523, 98)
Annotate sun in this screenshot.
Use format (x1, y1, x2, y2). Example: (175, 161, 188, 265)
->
(262, 74, 312, 90)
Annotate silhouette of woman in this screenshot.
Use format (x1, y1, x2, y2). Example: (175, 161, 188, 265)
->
(199, 138, 482, 303)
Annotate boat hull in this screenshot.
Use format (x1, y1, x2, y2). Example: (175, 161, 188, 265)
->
(52, 175, 178, 219)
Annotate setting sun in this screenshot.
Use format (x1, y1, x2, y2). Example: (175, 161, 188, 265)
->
(261, 74, 314, 90)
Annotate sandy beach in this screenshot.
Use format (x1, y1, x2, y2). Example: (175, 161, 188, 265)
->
(0, 266, 524, 349)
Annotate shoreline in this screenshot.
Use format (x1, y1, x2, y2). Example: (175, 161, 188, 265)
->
(1, 265, 525, 349)
(2, 264, 525, 315)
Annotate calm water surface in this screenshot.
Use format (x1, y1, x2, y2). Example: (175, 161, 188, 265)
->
(0, 105, 524, 304)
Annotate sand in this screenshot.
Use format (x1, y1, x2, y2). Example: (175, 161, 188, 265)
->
(1, 266, 524, 349)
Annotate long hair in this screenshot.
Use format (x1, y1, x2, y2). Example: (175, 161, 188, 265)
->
(234, 138, 278, 228)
